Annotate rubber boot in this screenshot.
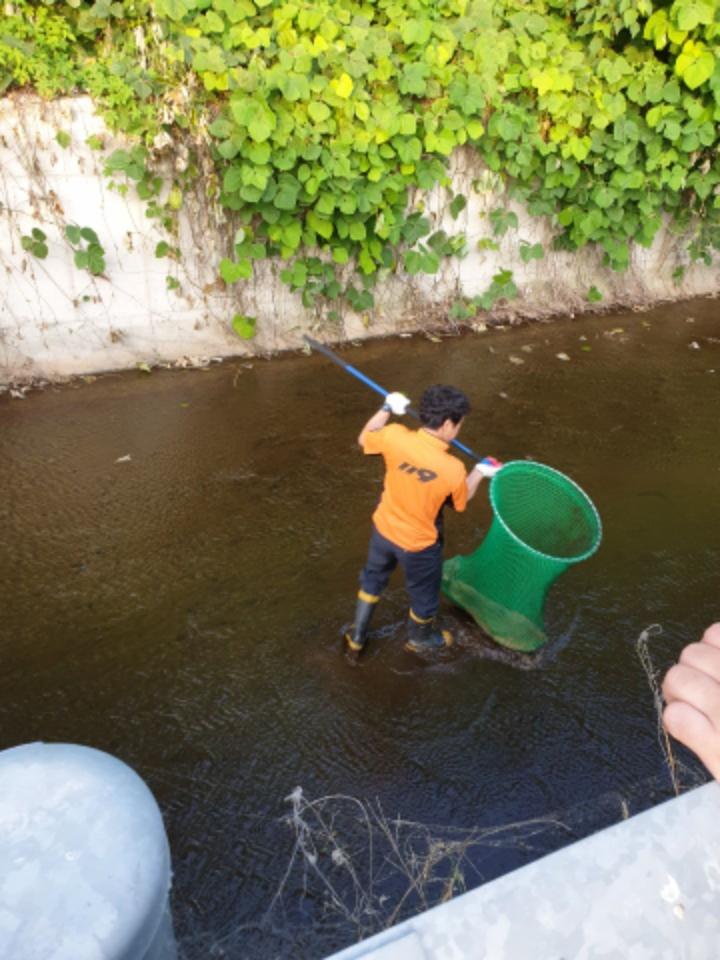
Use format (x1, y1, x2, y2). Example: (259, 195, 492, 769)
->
(404, 610, 453, 655)
(344, 592, 379, 656)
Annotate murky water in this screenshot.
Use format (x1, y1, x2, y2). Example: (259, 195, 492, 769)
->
(1, 299, 719, 958)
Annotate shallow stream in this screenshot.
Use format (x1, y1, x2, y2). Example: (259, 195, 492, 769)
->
(1, 298, 719, 958)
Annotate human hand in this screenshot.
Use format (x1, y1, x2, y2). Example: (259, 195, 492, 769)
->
(474, 456, 504, 478)
(383, 392, 411, 415)
(663, 623, 720, 781)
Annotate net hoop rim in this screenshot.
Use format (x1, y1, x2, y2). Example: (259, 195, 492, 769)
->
(488, 460, 603, 565)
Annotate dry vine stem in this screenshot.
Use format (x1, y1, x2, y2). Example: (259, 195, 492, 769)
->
(266, 786, 571, 942)
(636, 623, 681, 796)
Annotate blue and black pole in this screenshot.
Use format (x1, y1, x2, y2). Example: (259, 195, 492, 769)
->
(303, 335, 485, 463)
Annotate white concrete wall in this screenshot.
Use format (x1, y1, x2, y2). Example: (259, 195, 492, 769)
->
(1, 95, 718, 384)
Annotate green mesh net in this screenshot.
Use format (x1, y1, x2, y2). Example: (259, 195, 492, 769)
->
(442, 461, 602, 652)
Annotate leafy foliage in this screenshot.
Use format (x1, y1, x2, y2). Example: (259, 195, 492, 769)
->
(3, 0, 720, 318)
(231, 314, 257, 339)
(473, 270, 520, 311)
(65, 225, 106, 276)
(21, 227, 49, 260)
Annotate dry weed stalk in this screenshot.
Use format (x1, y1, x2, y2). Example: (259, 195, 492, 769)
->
(635, 624, 681, 796)
(265, 787, 571, 942)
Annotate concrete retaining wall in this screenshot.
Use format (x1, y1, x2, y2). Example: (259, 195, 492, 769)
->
(1, 94, 718, 384)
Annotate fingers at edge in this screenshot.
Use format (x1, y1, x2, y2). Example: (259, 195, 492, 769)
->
(678, 641, 720, 684)
(702, 623, 720, 650)
(663, 700, 720, 780)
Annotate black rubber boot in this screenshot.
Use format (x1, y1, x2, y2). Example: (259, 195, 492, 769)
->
(404, 611, 453, 655)
(344, 594, 379, 656)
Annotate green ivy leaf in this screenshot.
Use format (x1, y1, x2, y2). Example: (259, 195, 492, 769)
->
(308, 101, 331, 123)
(87, 244, 106, 275)
(65, 225, 81, 245)
(489, 209, 518, 237)
(399, 62, 430, 96)
(348, 220, 366, 241)
(404, 249, 424, 275)
(282, 73, 310, 101)
(519, 242, 544, 262)
(675, 42, 715, 90)
(400, 18, 433, 46)
(220, 257, 252, 283)
(245, 143, 270, 167)
(230, 96, 276, 143)
(307, 210, 333, 239)
(273, 180, 300, 211)
(672, 0, 714, 32)
(672, 266, 685, 284)
(209, 117, 234, 139)
(315, 193, 336, 216)
(154, 0, 190, 20)
(231, 314, 257, 339)
(449, 300, 473, 321)
(280, 261, 308, 288)
(488, 111, 522, 142)
(449, 194, 467, 219)
(401, 214, 431, 245)
(398, 114, 417, 136)
(358, 247, 376, 274)
(427, 230, 450, 254)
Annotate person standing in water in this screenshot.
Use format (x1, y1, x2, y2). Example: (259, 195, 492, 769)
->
(346, 384, 501, 657)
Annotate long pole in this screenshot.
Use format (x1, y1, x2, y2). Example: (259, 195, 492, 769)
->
(303, 336, 483, 462)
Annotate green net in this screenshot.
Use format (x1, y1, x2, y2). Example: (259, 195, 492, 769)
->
(442, 461, 602, 652)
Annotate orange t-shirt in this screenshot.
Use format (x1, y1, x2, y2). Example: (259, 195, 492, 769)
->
(362, 424, 468, 551)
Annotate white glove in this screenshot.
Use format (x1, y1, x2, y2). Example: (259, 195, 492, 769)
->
(475, 456, 503, 478)
(383, 392, 411, 415)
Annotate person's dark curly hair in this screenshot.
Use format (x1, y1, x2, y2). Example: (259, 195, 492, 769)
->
(419, 385, 470, 428)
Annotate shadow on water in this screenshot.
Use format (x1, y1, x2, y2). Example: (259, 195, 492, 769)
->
(1, 299, 719, 957)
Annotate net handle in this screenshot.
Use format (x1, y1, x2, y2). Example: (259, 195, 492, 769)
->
(304, 336, 484, 462)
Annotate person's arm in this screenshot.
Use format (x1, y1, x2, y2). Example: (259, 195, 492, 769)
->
(358, 407, 390, 446)
(466, 468, 484, 502)
(466, 457, 503, 501)
(358, 392, 410, 447)
(663, 622, 720, 780)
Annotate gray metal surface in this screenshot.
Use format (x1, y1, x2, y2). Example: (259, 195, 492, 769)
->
(328, 782, 720, 960)
(0, 742, 176, 960)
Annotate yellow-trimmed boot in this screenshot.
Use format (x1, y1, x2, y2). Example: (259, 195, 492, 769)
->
(404, 609, 453, 655)
(344, 591, 380, 656)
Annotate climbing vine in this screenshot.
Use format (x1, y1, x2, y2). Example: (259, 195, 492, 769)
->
(2, 0, 720, 329)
